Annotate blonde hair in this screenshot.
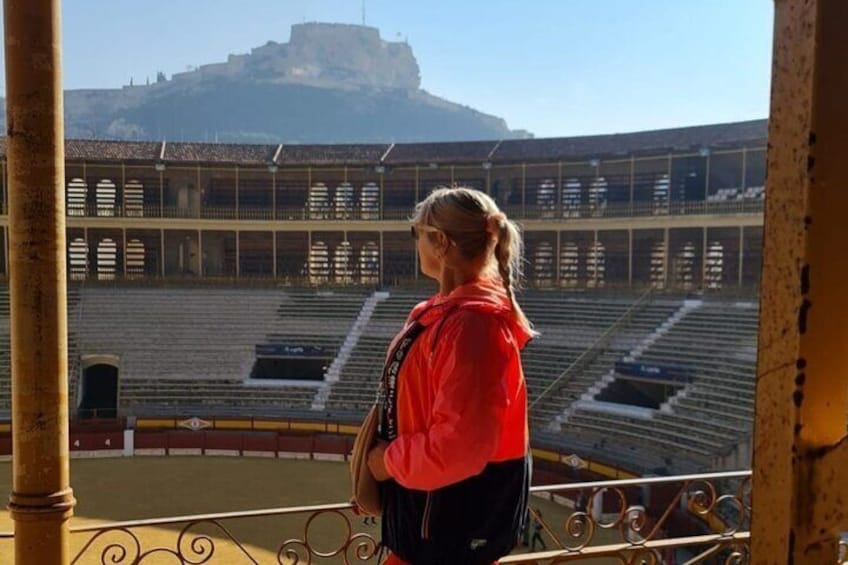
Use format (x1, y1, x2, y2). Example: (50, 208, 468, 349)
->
(413, 186, 535, 335)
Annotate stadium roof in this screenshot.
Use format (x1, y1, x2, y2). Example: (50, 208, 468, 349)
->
(0, 119, 767, 167)
(495, 119, 768, 162)
(384, 141, 500, 165)
(274, 144, 390, 166)
(63, 139, 160, 162)
(163, 142, 278, 165)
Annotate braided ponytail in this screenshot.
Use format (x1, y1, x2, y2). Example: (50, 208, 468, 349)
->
(493, 216, 536, 336)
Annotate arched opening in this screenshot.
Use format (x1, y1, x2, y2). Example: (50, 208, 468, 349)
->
(588, 177, 608, 216)
(333, 240, 354, 284)
(96, 179, 117, 217)
(69, 237, 89, 280)
(532, 242, 555, 287)
(78, 359, 119, 419)
(559, 241, 579, 288)
(67, 177, 88, 216)
(308, 240, 330, 284)
(673, 241, 697, 290)
(359, 241, 380, 284)
(126, 238, 146, 279)
(562, 178, 582, 218)
(653, 173, 670, 215)
(360, 183, 380, 220)
(124, 179, 144, 217)
(586, 241, 606, 288)
(177, 234, 199, 276)
(704, 241, 724, 290)
(537, 179, 556, 219)
(333, 182, 355, 220)
(177, 185, 191, 211)
(651, 241, 666, 289)
(307, 183, 330, 220)
(96, 238, 117, 280)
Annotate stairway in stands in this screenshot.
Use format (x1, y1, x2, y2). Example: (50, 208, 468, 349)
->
(519, 291, 679, 429)
(562, 300, 759, 473)
(324, 289, 427, 415)
(311, 290, 389, 411)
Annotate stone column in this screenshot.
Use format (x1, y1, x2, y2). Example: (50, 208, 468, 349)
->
(751, 0, 848, 562)
(4, 0, 76, 563)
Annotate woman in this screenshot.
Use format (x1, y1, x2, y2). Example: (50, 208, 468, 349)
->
(366, 186, 535, 565)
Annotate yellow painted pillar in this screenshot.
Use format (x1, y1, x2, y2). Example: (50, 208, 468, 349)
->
(751, 0, 848, 563)
(3, 1, 75, 563)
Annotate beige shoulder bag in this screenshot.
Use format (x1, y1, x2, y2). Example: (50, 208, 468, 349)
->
(350, 404, 381, 516)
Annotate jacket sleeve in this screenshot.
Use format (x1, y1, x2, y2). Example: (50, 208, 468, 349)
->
(383, 311, 515, 491)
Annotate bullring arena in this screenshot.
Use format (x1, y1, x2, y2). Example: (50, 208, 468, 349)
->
(0, 120, 768, 563)
(3, 1, 848, 562)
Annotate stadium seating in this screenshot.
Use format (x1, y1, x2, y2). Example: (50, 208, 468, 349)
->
(0, 286, 81, 417)
(0, 281, 763, 475)
(258, 287, 369, 357)
(523, 293, 681, 426)
(563, 301, 759, 473)
(707, 186, 765, 202)
(71, 286, 364, 416)
(324, 289, 683, 426)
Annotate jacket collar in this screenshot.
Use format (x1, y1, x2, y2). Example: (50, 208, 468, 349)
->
(416, 278, 534, 349)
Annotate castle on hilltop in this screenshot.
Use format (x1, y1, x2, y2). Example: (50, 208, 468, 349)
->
(166, 23, 421, 90)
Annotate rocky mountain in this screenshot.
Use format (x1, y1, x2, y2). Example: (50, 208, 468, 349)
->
(29, 23, 528, 143)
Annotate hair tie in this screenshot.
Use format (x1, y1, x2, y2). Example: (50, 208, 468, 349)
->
(486, 211, 507, 238)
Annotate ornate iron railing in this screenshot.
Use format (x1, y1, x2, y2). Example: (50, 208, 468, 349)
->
(0, 470, 836, 563)
(68, 502, 380, 565)
(60, 471, 758, 564)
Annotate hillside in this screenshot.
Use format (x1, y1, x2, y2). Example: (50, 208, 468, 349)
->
(26, 23, 528, 143)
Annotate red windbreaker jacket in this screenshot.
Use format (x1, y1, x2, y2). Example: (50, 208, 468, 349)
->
(383, 277, 533, 492)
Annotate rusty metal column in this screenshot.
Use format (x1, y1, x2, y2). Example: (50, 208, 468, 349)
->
(751, 1, 848, 563)
(4, 0, 76, 563)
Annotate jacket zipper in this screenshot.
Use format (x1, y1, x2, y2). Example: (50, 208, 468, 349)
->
(420, 492, 433, 540)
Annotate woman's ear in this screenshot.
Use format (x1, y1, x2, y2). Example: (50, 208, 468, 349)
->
(436, 232, 451, 256)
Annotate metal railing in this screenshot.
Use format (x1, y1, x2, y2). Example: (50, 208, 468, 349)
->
(42, 198, 766, 223)
(0, 469, 844, 562)
(30, 471, 766, 564)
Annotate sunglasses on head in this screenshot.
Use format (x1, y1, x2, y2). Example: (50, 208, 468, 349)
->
(410, 224, 442, 241)
(410, 224, 458, 248)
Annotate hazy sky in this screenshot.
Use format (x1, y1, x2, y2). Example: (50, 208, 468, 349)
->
(0, 0, 774, 138)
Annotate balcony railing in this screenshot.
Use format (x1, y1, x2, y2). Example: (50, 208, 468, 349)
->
(510, 199, 764, 221)
(17, 198, 766, 224)
(0, 469, 840, 562)
(34, 471, 767, 564)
